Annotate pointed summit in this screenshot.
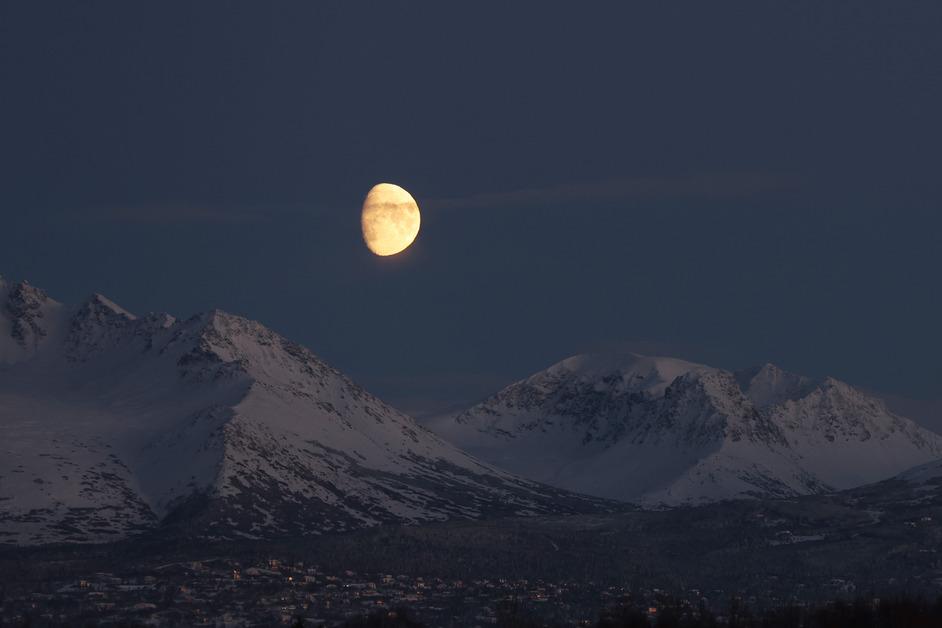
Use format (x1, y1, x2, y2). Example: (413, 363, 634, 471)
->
(63, 293, 140, 361)
(735, 362, 817, 409)
(87, 293, 137, 320)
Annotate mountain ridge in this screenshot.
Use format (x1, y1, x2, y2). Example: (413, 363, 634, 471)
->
(0, 277, 611, 545)
(428, 351, 942, 507)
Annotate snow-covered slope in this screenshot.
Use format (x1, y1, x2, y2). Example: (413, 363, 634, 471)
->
(0, 276, 608, 545)
(896, 457, 942, 487)
(427, 353, 942, 507)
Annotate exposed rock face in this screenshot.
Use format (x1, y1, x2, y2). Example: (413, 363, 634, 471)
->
(1, 280, 61, 357)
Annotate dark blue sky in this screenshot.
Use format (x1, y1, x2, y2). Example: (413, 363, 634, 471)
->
(1, 2, 940, 414)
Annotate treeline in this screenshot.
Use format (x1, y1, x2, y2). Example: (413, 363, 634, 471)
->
(595, 595, 942, 628)
(333, 608, 424, 627)
(337, 595, 942, 628)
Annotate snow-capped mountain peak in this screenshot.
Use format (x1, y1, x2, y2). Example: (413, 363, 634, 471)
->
(429, 352, 942, 507)
(88, 292, 137, 319)
(539, 351, 711, 397)
(0, 276, 608, 545)
(735, 362, 817, 409)
(63, 293, 142, 361)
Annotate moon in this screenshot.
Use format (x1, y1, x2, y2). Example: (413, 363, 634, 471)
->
(361, 183, 421, 256)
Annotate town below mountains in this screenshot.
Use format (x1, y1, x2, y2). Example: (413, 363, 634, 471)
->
(2, 274, 941, 626)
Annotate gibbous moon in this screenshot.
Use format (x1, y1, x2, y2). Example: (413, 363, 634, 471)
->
(361, 183, 421, 256)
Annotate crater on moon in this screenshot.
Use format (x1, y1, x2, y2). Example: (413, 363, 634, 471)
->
(361, 183, 421, 256)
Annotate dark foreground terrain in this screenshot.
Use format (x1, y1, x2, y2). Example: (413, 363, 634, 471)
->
(2, 474, 942, 627)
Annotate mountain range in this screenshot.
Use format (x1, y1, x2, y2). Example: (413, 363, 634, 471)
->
(427, 352, 942, 506)
(0, 276, 607, 545)
(4, 274, 941, 547)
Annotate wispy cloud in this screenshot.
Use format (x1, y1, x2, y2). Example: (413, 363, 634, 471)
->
(428, 172, 800, 211)
(77, 204, 270, 224)
(66, 172, 797, 223)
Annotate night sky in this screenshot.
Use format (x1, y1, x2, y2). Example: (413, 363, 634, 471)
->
(2, 2, 940, 416)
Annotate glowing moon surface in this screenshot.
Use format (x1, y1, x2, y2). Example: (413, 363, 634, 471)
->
(361, 183, 421, 256)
